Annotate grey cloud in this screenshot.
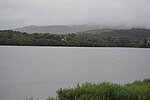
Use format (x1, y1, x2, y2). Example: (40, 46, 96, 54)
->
(0, 0, 150, 29)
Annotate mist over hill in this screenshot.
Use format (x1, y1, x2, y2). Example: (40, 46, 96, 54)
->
(13, 25, 135, 34)
(14, 25, 104, 34)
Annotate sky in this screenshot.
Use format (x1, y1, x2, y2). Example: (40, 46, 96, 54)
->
(0, 0, 150, 29)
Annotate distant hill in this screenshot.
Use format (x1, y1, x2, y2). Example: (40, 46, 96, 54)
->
(77, 28, 150, 39)
(14, 25, 104, 34)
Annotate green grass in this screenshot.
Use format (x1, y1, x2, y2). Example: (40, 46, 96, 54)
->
(54, 78, 150, 100)
(27, 78, 150, 100)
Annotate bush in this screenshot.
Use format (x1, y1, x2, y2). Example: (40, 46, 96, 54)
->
(56, 79, 150, 100)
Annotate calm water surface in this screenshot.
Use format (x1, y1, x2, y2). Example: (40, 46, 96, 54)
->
(0, 46, 150, 100)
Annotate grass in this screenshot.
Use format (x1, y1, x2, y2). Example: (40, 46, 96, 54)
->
(27, 78, 150, 100)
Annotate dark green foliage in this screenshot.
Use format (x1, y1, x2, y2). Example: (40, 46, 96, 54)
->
(46, 97, 58, 100)
(0, 28, 150, 47)
(80, 28, 150, 39)
(56, 79, 150, 100)
(25, 79, 150, 100)
(0, 30, 65, 46)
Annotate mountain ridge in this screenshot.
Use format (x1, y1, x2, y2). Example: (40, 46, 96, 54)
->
(13, 25, 103, 34)
(13, 24, 145, 34)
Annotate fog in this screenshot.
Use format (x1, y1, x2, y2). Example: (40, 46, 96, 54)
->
(0, 0, 150, 29)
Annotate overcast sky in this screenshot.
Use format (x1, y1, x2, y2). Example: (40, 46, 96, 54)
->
(0, 0, 150, 29)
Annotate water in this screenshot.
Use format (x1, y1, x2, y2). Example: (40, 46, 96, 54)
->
(0, 46, 150, 100)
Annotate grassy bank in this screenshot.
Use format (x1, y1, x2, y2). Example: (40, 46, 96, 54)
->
(27, 78, 150, 100)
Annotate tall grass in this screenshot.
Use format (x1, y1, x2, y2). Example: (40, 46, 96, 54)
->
(55, 78, 150, 100)
(27, 78, 150, 100)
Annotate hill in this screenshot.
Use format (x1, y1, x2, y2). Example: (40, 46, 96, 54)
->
(77, 28, 150, 39)
(0, 28, 150, 47)
(13, 25, 102, 34)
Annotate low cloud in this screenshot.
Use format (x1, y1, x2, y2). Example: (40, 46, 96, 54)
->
(0, 0, 150, 29)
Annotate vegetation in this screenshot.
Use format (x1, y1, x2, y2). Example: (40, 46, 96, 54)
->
(26, 78, 150, 100)
(0, 28, 150, 47)
(54, 78, 150, 100)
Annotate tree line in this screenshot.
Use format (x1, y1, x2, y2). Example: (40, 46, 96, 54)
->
(0, 29, 150, 47)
